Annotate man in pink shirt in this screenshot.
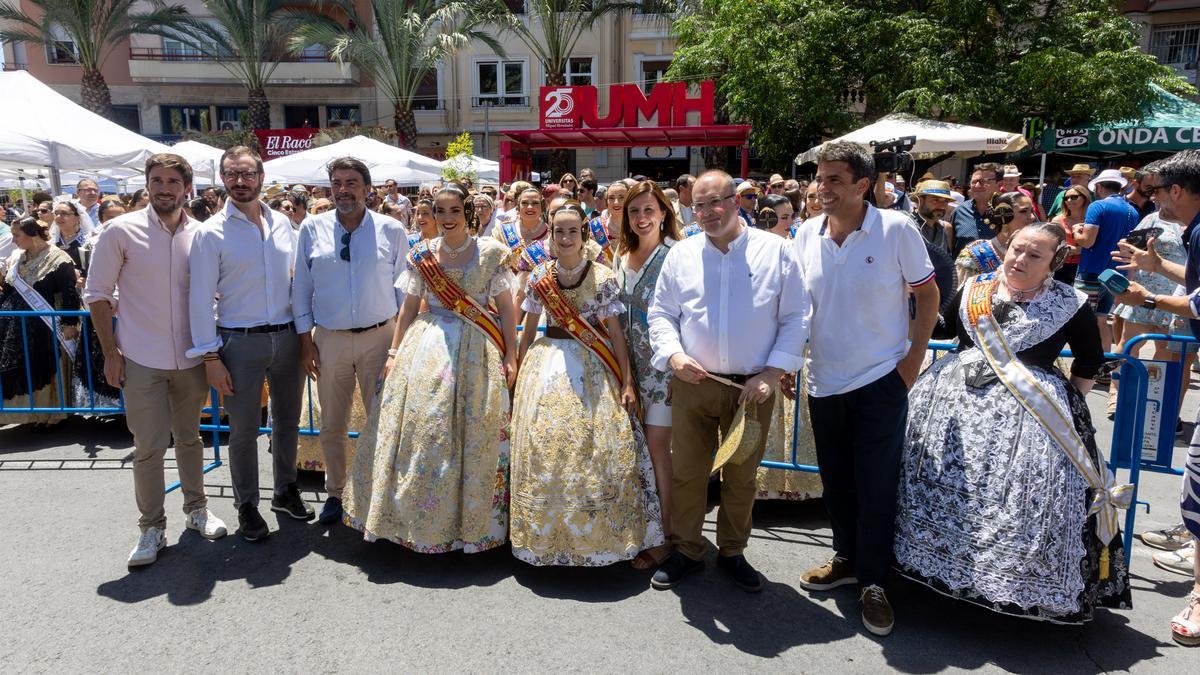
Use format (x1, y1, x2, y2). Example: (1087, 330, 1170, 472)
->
(83, 154, 228, 567)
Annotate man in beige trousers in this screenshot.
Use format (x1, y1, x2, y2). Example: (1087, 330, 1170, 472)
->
(85, 153, 227, 567)
(293, 157, 409, 525)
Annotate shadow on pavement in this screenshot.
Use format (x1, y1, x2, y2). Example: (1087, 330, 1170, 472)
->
(96, 515, 311, 607)
(310, 529, 513, 590)
(867, 576, 1166, 673)
(671, 557, 851, 658)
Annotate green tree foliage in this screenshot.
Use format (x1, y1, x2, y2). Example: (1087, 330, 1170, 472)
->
(669, 0, 1194, 167)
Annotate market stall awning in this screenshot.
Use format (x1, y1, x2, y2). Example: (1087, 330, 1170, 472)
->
(1040, 84, 1200, 155)
(500, 125, 752, 149)
(795, 114, 1026, 164)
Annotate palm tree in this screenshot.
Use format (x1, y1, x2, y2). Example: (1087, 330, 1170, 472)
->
(489, 0, 640, 176)
(160, 1, 334, 130)
(0, 0, 191, 118)
(290, 0, 506, 150)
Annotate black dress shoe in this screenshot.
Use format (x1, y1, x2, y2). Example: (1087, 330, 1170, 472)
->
(238, 503, 270, 542)
(650, 551, 704, 590)
(270, 483, 315, 521)
(717, 554, 763, 593)
(317, 496, 343, 525)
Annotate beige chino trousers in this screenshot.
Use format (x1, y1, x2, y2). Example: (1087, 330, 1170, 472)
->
(123, 359, 210, 531)
(311, 319, 394, 499)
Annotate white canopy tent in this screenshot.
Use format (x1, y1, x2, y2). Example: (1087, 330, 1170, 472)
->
(795, 113, 1027, 165)
(262, 135, 443, 186)
(0, 71, 172, 191)
(123, 140, 226, 189)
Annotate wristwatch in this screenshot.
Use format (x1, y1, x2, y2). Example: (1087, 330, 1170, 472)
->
(1142, 295, 1158, 311)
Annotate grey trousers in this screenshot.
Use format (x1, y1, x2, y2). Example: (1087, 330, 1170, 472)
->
(218, 328, 302, 508)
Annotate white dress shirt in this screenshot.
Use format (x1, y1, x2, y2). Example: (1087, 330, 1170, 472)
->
(292, 209, 409, 333)
(793, 203, 935, 396)
(648, 225, 810, 375)
(187, 200, 296, 357)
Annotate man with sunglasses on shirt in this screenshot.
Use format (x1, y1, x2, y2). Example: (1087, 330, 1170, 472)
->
(293, 157, 409, 526)
(188, 146, 311, 542)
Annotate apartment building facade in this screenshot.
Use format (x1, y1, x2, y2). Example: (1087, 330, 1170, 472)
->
(2, 1, 698, 181)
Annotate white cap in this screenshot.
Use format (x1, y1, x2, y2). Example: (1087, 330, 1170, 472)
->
(1088, 168, 1128, 193)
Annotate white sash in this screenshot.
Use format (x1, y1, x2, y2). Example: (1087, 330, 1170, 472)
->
(967, 275, 1131, 545)
(8, 255, 77, 359)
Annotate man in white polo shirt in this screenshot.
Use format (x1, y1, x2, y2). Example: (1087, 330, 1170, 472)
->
(791, 141, 938, 637)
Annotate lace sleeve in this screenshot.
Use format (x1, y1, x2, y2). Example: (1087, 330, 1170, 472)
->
(521, 287, 544, 314)
(488, 267, 516, 297)
(396, 267, 424, 296)
(587, 278, 626, 320)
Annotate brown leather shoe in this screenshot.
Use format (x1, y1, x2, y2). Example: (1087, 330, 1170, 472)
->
(860, 585, 894, 637)
(799, 556, 858, 591)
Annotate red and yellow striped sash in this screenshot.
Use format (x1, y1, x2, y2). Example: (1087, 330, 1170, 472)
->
(410, 242, 505, 354)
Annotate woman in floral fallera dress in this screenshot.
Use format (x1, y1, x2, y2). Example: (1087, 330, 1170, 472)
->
(509, 202, 664, 566)
(612, 181, 680, 568)
(342, 186, 519, 553)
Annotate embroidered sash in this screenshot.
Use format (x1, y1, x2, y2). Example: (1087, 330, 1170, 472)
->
(966, 273, 1131, 545)
(9, 262, 77, 358)
(408, 241, 505, 354)
(967, 240, 1002, 274)
(530, 262, 623, 388)
(406, 232, 421, 249)
(589, 216, 615, 264)
(499, 219, 549, 272)
(789, 222, 799, 239)
(681, 224, 702, 238)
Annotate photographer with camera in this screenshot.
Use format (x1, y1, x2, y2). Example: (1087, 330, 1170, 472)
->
(1106, 163, 1190, 421)
(1110, 148, 1200, 647)
(952, 162, 1004, 255)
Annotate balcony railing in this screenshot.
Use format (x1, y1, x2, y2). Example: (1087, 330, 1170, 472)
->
(472, 96, 530, 108)
(2, 62, 29, 71)
(129, 47, 334, 63)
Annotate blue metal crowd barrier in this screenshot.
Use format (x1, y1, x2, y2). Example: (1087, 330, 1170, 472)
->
(0, 311, 1177, 565)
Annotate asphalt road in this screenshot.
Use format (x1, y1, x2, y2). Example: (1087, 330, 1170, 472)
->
(0, 385, 1196, 673)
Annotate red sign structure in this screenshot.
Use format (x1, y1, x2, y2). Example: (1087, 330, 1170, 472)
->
(501, 79, 749, 184)
(538, 81, 716, 130)
(254, 129, 319, 160)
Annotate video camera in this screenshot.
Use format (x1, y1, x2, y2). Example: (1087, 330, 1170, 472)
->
(871, 136, 916, 176)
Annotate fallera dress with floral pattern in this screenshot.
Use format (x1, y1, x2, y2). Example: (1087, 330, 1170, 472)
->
(342, 237, 512, 553)
(509, 261, 664, 566)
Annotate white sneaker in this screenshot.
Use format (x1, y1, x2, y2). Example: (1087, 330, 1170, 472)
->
(127, 527, 165, 567)
(185, 508, 228, 540)
(1139, 523, 1193, 551)
(1153, 547, 1197, 577)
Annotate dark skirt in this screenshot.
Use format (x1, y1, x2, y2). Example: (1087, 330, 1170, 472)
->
(0, 290, 58, 399)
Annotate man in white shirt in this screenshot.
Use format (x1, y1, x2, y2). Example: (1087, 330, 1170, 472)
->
(674, 174, 695, 226)
(382, 179, 412, 225)
(73, 178, 101, 230)
(294, 157, 408, 525)
(648, 169, 811, 593)
(791, 141, 939, 637)
(84, 154, 228, 566)
(188, 146, 313, 542)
